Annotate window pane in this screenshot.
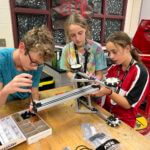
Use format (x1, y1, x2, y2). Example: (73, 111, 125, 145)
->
(106, 0, 124, 15)
(105, 19, 121, 41)
(15, 0, 47, 10)
(90, 18, 101, 43)
(88, 0, 102, 14)
(16, 14, 48, 40)
(53, 29, 65, 45)
(52, 0, 61, 7)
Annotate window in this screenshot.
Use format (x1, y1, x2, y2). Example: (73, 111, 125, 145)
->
(89, 0, 128, 44)
(10, 0, 51, 48)
(10, 0, 128, 47)
(51, 0, 128, 45)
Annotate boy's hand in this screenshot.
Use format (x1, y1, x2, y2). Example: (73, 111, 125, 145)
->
(3, 73, 32, 94)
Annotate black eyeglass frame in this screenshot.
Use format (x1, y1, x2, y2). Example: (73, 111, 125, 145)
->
(27, 53, 44, 67)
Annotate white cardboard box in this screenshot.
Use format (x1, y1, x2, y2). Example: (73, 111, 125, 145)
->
(0, 110, 52, 150)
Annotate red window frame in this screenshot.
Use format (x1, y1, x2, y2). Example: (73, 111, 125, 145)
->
(10, 0, 52, 48)
(10, 0, 128, 47)
(92, 0, 128, 45)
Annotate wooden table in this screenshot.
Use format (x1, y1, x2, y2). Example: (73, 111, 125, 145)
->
(0, 85, 150, 150)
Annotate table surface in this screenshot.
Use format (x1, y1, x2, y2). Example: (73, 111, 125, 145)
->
(0, 85, 150, 150)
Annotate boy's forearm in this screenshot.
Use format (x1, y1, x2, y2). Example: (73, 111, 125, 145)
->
(0, 88, 9, 106)
(31, 87, 40, 101)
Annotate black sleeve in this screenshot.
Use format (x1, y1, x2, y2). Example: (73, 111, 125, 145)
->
(125, 64, 148, 106)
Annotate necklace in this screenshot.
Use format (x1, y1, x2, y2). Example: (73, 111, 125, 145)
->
(74, 43, 90, 73)
(116, 58, 135, 93)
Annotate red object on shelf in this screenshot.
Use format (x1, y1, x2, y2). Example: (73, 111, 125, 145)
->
(132, 19, 150, 54)
(133, 20, 150, 135)
(136, 55, 150, 135)
(141, 55, 150, 68)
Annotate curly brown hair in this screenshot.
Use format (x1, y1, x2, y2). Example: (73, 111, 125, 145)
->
(21, 25, 55, 61)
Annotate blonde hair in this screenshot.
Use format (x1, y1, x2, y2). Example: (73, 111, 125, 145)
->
(21, 25, 55, 61)
(64, 13, 91, 43)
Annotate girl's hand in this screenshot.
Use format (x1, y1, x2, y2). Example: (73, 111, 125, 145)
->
(91, 86, 112, 97)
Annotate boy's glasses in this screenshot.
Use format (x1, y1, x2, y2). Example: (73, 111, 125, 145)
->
(28, 53, 44, 67)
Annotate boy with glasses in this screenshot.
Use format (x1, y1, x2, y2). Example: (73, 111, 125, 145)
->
(0, 25, 54, 106)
